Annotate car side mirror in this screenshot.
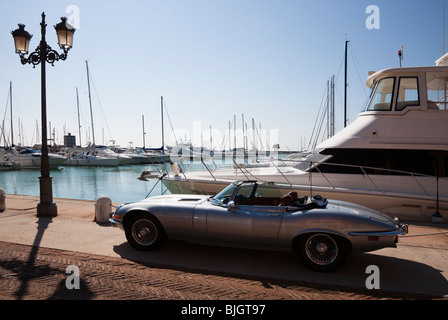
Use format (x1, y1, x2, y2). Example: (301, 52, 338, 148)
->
(227, 201, 236, 212)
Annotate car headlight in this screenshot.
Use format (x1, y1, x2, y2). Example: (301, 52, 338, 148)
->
(110, 204, 125, 220)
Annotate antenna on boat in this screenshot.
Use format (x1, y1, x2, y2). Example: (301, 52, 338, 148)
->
(398, 46, 403, 67)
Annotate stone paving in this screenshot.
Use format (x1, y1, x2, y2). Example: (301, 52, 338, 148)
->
(0, 241, 428, 301)
(1, 194, 447, 309)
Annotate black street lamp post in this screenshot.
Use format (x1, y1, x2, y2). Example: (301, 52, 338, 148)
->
(12, 12, 75, 217)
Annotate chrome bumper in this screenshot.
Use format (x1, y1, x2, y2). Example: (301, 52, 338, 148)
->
(109, 212, 124, 230)
(348, 223, 409, 237)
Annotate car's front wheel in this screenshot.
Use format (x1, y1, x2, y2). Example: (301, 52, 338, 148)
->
(297, 233, 348, 272)
(125, 213, 165, 251)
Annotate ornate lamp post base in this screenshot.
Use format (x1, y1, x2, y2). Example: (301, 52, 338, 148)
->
(37, 202, 58, 217)
(37, 175, 57, 217)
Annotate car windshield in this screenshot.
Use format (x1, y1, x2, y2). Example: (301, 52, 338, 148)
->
(210, 181, 258, 206)
(209, 183, 237, 206)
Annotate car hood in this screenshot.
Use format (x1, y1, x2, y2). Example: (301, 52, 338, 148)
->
(137, 194, 209, 205)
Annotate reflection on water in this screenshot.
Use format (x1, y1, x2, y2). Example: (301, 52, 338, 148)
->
(0, 164, 170, 203)
(0, 156, 283, 203)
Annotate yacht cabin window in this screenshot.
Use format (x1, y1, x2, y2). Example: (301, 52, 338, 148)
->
(396, 77, 420, 111)
(426, 71, 448, 110)
(366, 77, 395, 111)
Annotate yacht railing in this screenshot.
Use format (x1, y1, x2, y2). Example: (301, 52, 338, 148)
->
(215, 157, 442, 199)
(272, 158, 445, 199)
(154, 156, 447, 215)
(165, 156, 446, 199)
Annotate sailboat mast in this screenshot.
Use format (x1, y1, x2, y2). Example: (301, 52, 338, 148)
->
(76, 87, 82, 147)
(326, 79, 329, 139)
(344, 40, 349, 128)
(241, 114, 245, 151)
(209, 125, 212, 150)
(228, 121, 231, 150)
(331, 75, 335, 136)
(10, 81, 13, 146)
(252, 118, 255, 150)
(161, 96, 165, 153)
(86, 60, 95, 145)
(142, 114, 145, 149)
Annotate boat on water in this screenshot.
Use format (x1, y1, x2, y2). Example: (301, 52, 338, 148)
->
(64, 154, 119, 166)
(63, 145, 119, 167)
(143, 150, 170, 164)
(94, 145, 132, 165)
(145, 55, 448, 222)
(0, 149, 21, 171)
(0, 160, 21, 171)
(4, 147, 66, 169)
(114, 146, 170, 164)
(64, 153, 119, 167)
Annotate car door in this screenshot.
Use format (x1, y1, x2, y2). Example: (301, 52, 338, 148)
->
(235, 204, 283, 239)
(195, 181, 284, 244)
(203, 202, 283, 244)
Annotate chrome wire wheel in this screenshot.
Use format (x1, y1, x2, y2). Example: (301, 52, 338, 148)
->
(125, 213, 165, 251)
(304, 233, 339, 266)
(131, 218, 158, 246)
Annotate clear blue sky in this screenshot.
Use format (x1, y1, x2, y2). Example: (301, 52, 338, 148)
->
(0, 0, 445, 151)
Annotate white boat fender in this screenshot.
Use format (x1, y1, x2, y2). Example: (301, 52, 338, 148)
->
(94, 196, 112, 223)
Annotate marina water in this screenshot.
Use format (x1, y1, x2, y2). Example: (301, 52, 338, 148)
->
(0, 164, 172, 204)
(0, 154, 288, 204)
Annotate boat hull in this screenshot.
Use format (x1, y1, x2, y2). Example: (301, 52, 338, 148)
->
(64, 156, 119, 167)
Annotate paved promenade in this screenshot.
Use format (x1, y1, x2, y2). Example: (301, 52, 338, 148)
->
(0, 194, 447, 302)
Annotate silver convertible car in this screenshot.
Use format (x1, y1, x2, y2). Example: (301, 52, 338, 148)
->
(110, 180, 408, 272)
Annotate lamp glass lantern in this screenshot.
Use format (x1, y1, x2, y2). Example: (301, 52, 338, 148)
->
(54, 17, 75, 50)
(11, 24, 32, 55)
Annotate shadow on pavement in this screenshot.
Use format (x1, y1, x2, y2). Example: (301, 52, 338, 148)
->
(113, 239, 448, 299)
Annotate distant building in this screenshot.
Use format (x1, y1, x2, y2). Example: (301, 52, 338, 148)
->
(64, 133, 76, 147)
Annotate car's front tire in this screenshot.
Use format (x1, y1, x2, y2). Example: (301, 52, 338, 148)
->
(125, 213, 165, 251)
(297, 233, 348, 272)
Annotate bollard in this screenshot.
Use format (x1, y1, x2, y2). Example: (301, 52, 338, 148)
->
(0, 188, 5, 212)
(94, 196, 112, 223)
(170, 161, 180, 177)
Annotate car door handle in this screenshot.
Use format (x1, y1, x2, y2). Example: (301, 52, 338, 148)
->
(269, 213, 281, 217)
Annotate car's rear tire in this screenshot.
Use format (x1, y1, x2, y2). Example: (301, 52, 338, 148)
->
(297, 233, 348, 272)
(125, 213, 165, 251)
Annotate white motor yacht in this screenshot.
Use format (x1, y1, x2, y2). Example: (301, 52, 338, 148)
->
(94, 145, 132, 165)
(64, 154, 119, 166)
(151, 55, 448, 222)
(4, 147, 66, 169)
(115, 147, 170, 164)
(63, 146, 119, 167)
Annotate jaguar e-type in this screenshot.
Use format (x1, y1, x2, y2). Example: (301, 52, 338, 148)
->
(110, 180, 408, 272)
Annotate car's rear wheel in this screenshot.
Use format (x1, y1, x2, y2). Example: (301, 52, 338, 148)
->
(125, 213, 165, 251)
(298, 233, 348, 272)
